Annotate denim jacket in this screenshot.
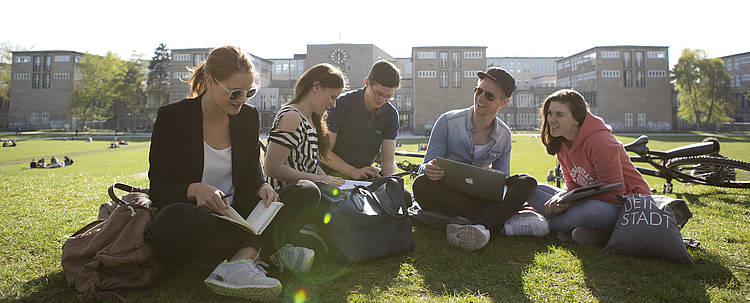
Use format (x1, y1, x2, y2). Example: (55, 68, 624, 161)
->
(419, 106, 511, 175)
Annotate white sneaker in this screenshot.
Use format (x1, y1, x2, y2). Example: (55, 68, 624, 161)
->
(446, 224, 490, 251)
(271, 244, 315, 273)
(204, 258, 282, 301)
(500, 210, 550, 237)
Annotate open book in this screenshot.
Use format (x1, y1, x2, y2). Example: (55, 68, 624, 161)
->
(212, 201, 284, 235)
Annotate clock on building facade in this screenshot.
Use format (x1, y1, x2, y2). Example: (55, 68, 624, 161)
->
(330, 48, 348, 66)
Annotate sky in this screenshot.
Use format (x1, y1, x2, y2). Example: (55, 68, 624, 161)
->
(3, 0, 748, 69)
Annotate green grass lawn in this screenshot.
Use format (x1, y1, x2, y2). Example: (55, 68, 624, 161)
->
(1, 135, 748, 302)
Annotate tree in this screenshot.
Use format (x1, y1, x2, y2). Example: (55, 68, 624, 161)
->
(110, 55, 147, 131)
(70, 52, 126, 132)
(672, 49, 735, 131)
(0, 42, 30, 102)
(146, 43, 170, 124)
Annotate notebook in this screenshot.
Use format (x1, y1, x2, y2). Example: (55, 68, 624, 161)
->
(435, 157, 507, 201)
(557, 182, 623, 205)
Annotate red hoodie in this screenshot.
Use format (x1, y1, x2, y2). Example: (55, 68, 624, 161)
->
(557, 112, 651, 205)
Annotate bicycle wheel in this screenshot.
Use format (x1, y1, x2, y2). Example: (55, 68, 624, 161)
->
(666, 156, 750, 188)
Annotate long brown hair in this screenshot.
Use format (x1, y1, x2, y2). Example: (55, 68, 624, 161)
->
(284, 63, 346, 159)
(540, 89, 589, 155)
(187, 46, 256, 98)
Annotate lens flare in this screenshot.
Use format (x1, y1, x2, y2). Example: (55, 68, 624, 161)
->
(323, 212, 331, 224)
(332, 188, 340, 196)
(294, 288, 308, 303)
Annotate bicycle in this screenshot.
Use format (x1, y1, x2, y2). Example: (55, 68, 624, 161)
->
(623, 135, 750, 193)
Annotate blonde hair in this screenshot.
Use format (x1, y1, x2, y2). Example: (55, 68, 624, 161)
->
(187, 46, 256, 98)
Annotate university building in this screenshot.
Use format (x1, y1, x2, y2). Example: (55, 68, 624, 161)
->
(8, 50, 83, 129)
(722, 52, 750, 125)
(556, 46, 672, 131)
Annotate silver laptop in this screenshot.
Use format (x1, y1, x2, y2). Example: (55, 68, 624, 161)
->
(435, 157, 507, 201)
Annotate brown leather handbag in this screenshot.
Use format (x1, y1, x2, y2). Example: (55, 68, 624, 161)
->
(61, 183, 164, 302)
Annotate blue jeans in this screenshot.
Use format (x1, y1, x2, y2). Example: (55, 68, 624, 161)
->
(528, 183, 621, 234)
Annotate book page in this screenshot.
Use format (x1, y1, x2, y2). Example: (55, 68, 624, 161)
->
(245, 201, 284, 235)
(339, 180, 372, 190)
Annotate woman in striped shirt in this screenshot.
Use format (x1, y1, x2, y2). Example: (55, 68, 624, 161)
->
(264, 63, 346, 188)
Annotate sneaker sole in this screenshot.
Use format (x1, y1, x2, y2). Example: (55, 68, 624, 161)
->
(204, 278, 281, 302)
(446, 224, 488, 251)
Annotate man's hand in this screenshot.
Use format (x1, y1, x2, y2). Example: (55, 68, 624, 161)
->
(424, 159, 445, 181)
(350, 166, 381, 180)
(257, 183, 279, 207)
(544, 190, 571, 216)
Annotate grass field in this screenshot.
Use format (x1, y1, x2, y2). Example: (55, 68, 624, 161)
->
(0, 134, 748, 302)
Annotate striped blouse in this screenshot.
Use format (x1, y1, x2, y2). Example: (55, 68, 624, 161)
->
(266, 105, 319, 189)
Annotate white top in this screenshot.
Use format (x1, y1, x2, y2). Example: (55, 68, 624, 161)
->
(201, 141, 234, 205)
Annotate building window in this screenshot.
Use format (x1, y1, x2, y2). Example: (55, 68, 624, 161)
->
(624, 71, 632, 87)
(30, 112, 38, 125)
(453, 71, 461, 88)
(727, 59, 733, 71)
(647, 51, 666, 59)
(417, 52, 436, 59)
(623, 51, 631, 68)
(625, 113, 633, 127)
(452, 52, 460, 69)
(41, 112, 49, 125)
(636, 71, 645, 87)
(32, 74, 40, 88)
(647, 70, 667, 77)
(635, 51, 644, 68)
(15, 56, 31, 63)
(742, 74, 750, 81)
(464, 51, 482, 59)
(601, 51, 620, 58)
(463, 70, 478, 78)
(439, 71, 448, 87)
(54, 55, 70, 62)
(602, 70, 620, 78)
(405, 94, 412, 110)
(637, 113, 646, 126)
(274, 63, 281, 74)
(53, 73, 70, 80)
(173, 72, 191, 80)
(43, 74, 51, 88)
(14, 73, 31, 80)
(33, 56, 41, 72)
(289, 61, 296, 75)
(740, 57, 750, 64)
(74, 73, 84, 80)
(43, 56, 52, 72)
(405, 59, 412, 75)
(439, 52, 448, 69)
(173, 53, 192, 61)
(417, 71, 436, 78)
(193, 54, 203, 67)
(74, 56, 82, 64)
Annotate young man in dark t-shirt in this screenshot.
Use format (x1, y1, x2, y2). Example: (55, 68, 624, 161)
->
(320, 60, 400, 179)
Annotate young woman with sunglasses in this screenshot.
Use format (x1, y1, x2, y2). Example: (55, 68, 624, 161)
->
(148, 46, 322, 301)
(527, 89, 650, 246)
(412, 67, 547, 252)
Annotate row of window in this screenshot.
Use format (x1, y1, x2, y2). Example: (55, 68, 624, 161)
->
(730, 74, 750, 87)
(560, 50, 663, 70)
(173, 53, 206, 67)
(502, 113, 537, 126)
(417, 51, 483, 60)
(273, 60, 305, 75)
(488, 58, 557, 75)
(624, 113, 648, 127)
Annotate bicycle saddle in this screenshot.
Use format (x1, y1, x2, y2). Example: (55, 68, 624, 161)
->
(624, 135, 649, 155)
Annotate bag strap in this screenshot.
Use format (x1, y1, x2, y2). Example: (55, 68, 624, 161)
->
(365, 177, 407, 218)
(108, 183, 147, 206)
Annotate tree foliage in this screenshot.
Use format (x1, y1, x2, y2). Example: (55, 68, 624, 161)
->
(672, 49, 735, 130)
(0, 42, 30, 101)
(109, 55, 148, 130)
(70, 52, 127, 130)
(146, 43, 170, 123)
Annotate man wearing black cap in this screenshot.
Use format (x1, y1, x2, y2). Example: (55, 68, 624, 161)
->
(412, 67, 548, 251)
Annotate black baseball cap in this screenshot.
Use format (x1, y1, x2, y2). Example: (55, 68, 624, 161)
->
(478, 67, 516, 98)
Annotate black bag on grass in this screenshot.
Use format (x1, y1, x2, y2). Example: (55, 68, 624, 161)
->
(319, 176, 415, 264)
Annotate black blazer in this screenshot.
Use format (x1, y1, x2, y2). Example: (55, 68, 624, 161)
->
(148, 95, 265, 218)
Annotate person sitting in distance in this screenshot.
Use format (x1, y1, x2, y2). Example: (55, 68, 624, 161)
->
(64, 156, 74, 166)
(30, 159, 37, 169)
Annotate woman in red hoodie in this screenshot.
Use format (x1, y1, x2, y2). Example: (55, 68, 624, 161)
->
(528, 89, 651, 245)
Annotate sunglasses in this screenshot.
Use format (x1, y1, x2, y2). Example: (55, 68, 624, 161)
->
(474, 86, 496, 101)
(215, 79, 258, 100)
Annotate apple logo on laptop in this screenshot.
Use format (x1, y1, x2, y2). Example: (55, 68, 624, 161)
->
(464, 177, 474, 185)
